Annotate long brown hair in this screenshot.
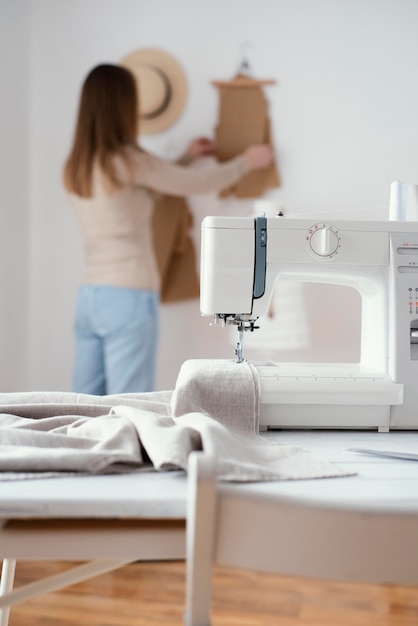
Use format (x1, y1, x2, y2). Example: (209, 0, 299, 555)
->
(63, 64, 139, 197)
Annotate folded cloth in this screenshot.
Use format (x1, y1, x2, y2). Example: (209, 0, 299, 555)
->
(149, 359, 352, 480)
(171, 359, 259, 435)
(0, 390, 172, 418)
(0, 362, 354, 482)
(0, 391, 172, 478)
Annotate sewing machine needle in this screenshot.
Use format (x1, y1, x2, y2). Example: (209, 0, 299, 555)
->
(235, 327, 245, 363)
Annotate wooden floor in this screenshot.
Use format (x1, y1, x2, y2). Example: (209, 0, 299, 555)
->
(6, 560, 418, 625)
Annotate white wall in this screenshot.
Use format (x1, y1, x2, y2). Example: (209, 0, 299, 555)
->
(0, 0, 30, 390)
(3, 0, 418, 391)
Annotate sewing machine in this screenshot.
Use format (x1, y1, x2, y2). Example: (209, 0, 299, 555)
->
(200, 215, 418, 431)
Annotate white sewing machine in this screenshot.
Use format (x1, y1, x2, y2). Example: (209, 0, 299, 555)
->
(200, 214, 418, 431)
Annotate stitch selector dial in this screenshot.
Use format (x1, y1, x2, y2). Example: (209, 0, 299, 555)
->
(307, 223, 341, 259)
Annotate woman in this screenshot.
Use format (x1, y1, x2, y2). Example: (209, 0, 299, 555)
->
(63, 63, 273, 395)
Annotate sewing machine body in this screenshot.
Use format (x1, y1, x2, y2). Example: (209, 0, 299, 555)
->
(200, 216, 418, 431)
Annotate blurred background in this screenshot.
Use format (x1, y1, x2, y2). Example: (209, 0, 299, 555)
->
(1, 0, 418, 392)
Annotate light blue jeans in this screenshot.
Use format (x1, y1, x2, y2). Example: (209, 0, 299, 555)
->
(72, 285, 159, 395)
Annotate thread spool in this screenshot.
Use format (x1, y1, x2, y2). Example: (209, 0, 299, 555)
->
(389, 180, 418, 221)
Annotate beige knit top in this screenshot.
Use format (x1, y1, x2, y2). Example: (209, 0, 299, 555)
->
(70, 147, 249, 292)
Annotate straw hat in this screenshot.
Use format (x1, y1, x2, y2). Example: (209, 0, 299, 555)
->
(120, 48, 188, 135)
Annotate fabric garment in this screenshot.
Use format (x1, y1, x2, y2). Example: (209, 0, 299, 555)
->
(72, 285, 159, 395)
(0, 360, 353, 482)
(152, 194, 199, 303)
(214, 74, 280, 198)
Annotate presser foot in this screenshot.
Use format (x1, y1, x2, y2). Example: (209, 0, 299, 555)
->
(209, 315, 258, 363)
(232, 319, 259, 363)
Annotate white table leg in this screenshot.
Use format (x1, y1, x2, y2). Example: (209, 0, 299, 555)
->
(0, 559, 16, 626)
(184, 452, 217, 626)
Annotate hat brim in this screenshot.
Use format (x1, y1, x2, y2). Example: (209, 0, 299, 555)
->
(120, 48, 188, 136)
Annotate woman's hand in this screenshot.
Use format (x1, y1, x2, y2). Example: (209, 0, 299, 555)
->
(185, 137, 216, 160)
(244, 145, 273, 170)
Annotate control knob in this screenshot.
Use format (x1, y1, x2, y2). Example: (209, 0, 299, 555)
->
(308, 223, 340, 258)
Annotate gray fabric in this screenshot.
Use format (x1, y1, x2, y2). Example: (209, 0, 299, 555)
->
(0, 361, 353, 481)
(171, 359, 259, 435)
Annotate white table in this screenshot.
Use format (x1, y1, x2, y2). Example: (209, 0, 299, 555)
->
(244, 430, 418, 512)
(185, 431, 418, 625)
(0, 468, 187, 626)
(1, 430, 418, 625)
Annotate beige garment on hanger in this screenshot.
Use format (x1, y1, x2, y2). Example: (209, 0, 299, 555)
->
(213, 73, 280, 198)
(152, 194, 200, 303)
